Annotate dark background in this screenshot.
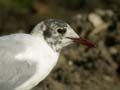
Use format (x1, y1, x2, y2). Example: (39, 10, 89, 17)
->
(0, 0, 120, 90)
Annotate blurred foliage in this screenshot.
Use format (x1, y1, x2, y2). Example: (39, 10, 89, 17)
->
(0, 0, 120, 14)
(0, 0, 31, 12)
(54, 0, 84, 10)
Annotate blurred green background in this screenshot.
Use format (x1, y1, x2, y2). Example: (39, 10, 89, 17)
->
(0, 0, 120, 90)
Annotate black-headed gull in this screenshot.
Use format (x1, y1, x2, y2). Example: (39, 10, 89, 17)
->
(0, 19, 94, 90)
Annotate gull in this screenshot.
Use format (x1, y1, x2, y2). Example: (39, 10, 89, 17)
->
(0, 19, 94, 90)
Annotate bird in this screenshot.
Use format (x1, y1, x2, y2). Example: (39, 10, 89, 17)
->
(0, 19, 94, 90)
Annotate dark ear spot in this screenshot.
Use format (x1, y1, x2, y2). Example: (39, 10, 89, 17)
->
(43, 30, 52, 38)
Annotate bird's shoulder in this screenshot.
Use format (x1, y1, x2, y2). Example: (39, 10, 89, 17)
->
(0, 33, 58, 61)
(0, 33, 42, 61)
(0, 33, 40, 90)
(0, 33, 36, 44)
(0, 33, 43, 50)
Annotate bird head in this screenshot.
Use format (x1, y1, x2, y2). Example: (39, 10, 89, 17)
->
(31, 19, 94, 52)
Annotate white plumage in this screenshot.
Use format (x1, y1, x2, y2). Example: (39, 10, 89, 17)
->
(0, 33, 59, 90)
(0, 19, 94, 90)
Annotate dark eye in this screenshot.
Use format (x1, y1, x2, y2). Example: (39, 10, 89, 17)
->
(57, 28, 66, 34)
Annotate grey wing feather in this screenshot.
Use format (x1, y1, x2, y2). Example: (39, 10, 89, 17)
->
(0, 34, 37, 90)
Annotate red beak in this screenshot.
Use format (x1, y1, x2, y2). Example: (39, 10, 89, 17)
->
(67, 37, 95, 48)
